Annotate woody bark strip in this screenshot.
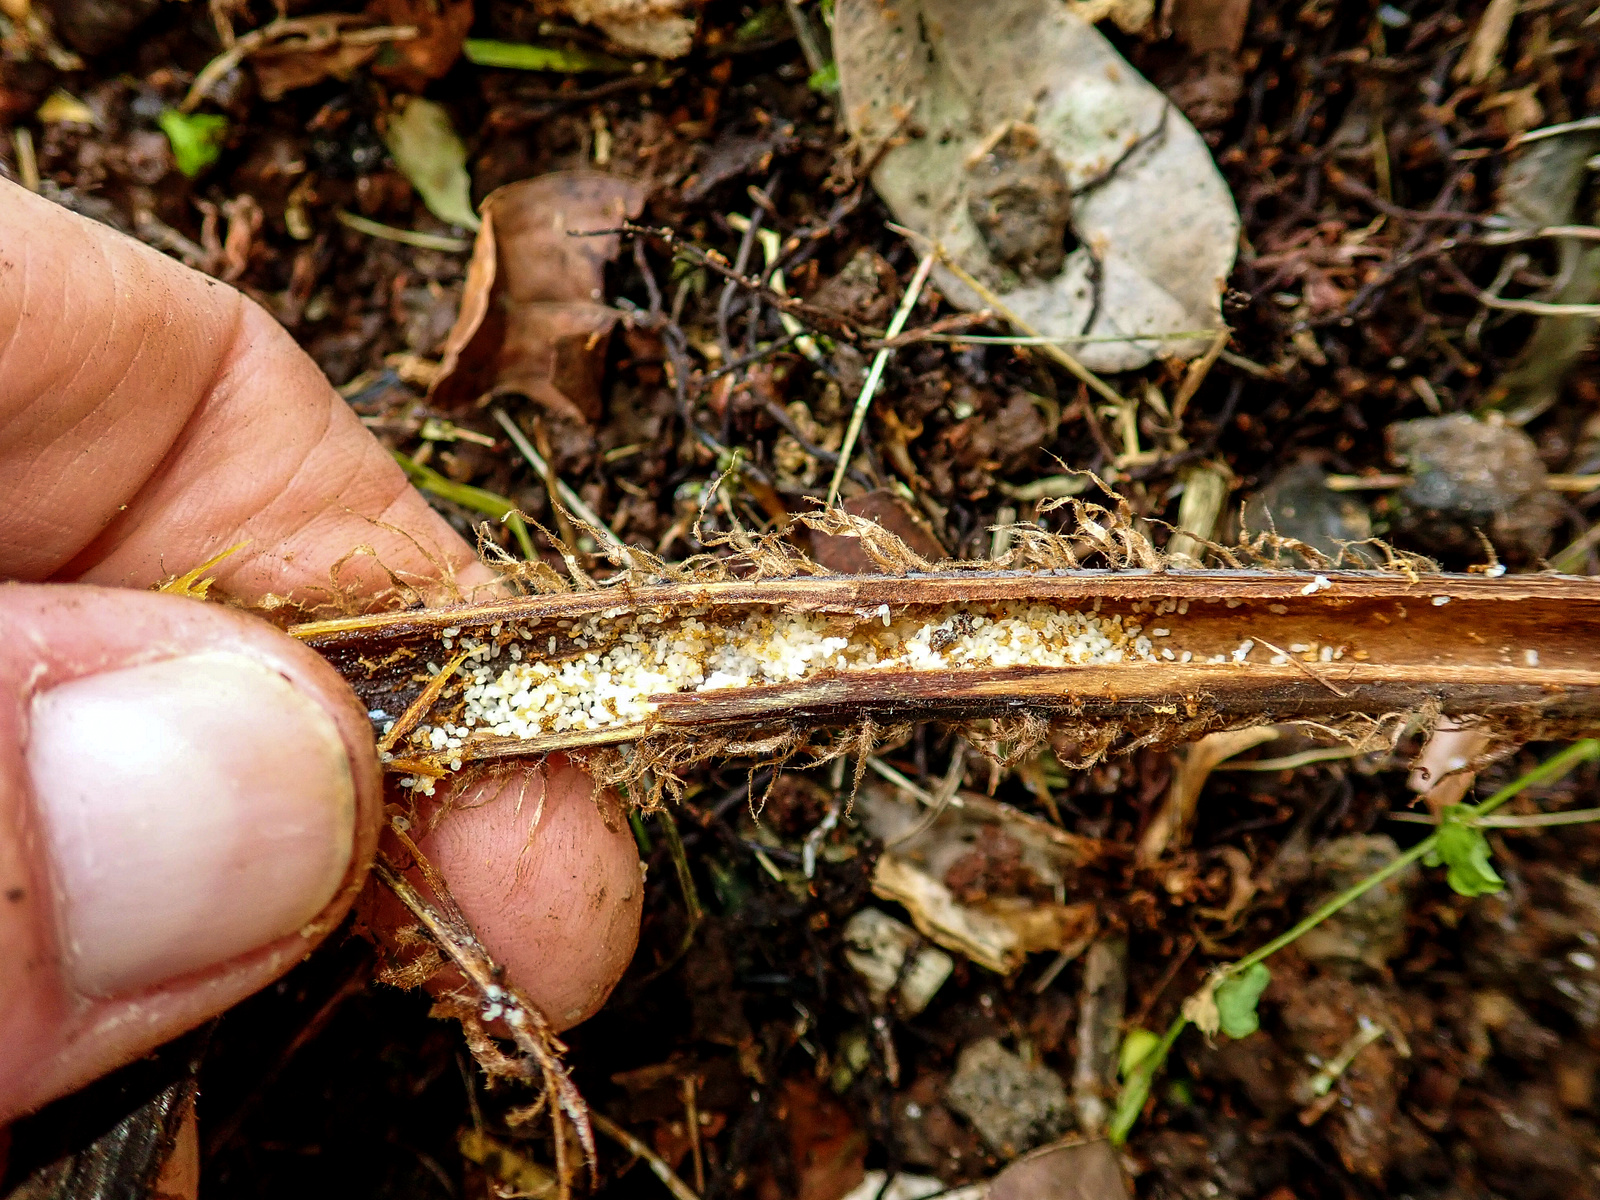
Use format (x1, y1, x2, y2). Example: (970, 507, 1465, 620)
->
(291, 569, 1600, 770)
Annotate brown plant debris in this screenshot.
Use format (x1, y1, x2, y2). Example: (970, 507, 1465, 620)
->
(295, 541, 1600, 801)
(430, 170, 647, 422)
(373, 823, 594, 1197)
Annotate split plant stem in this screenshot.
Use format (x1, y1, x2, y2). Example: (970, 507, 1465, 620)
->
(296, 566, 1600, 786)
(1109, 738, 1600, 1144)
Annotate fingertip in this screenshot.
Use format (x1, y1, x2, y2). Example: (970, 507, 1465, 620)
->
(402, 759, 643, 1029)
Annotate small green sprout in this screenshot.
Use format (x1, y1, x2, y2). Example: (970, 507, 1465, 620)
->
(158, 109, 227, 177)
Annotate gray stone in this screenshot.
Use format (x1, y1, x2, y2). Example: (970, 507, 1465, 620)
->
(1243, 457, 1374, 564)
(1388, 414, 1563, 565)
(944, 1038, 1070, 1157)
(1297, 835, 1416, 973)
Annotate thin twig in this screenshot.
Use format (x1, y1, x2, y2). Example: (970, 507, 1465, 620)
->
(717, 204, 764, 381)
(1388, 806, 1600, 828)
(1480, 224, 1600, 246)
(885, 743, 969, 848)
(181, 16, 417, 112)
(1441, 253, 1600, 317)
(826, 249, 936, 505)
(1327, 472, 1600, 494)
(890, 223, 1128, 408)
(783, 0, 829, 75)
(590, 1113, 703, 1200)
(599, 223, 865, 341)
(866, 757, 936, 805)
(1326, 169, 1484, 224)
(866, 311, 996, 349)
(1256, 638, 1351, 698)
(682, 1075, 705, 1195)
(1219, 746, 1367, 772)
(1171, 328, 1231, 421)
(902, 328, 1220, 347)
(1219, 349, 1278, 379)
(491, 407, 634, 567)
(374, 832, 596, 1197)
(378, 648, 472, 757)
(698, 332, 800, 383)
(1513, 114, 1600, 145)
(336, 210, 470, 252)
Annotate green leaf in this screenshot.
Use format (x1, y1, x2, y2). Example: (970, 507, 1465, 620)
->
(381, 97, 481, 231)
(1214, 963, 1271, 1039)
(157, 110, 227, 177)
(1426, 807, 1504, 897)
(1165, 1078, 1196, 1107)
(462, 39, 632, 73)
(1119, 1028, 1161, 1080)
(807, 61, 839, 93)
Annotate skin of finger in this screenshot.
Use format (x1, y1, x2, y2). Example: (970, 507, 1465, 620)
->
(0, 584, 382, 1123)
(0, 182, 642, 1101)
(0, 178, 494, 606)
(370, 759, 644, 1030)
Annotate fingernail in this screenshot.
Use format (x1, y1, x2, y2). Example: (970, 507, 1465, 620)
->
(27, 651, 356, 997)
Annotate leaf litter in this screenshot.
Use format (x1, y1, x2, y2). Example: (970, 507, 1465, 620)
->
(13, 0, 1600, 1198)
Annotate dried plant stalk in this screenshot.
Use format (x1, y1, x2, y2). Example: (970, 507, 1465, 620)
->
(374, 823, 594, 1197)
(293, 568, 1600, 793)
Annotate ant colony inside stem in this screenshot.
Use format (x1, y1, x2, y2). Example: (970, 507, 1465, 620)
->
(387, 595, 1348, 794)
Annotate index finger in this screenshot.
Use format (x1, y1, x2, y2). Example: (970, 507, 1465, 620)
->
(0, 178, 496, 607)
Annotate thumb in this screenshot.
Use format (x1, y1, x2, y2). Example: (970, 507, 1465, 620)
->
(0, 583, 380, 1123)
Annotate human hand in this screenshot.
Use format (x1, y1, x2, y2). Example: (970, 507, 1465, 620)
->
(0, 178, 642, 1125)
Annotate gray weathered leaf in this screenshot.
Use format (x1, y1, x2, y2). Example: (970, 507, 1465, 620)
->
(835, 0, 1239, 371)
(382, 96, 481, 231)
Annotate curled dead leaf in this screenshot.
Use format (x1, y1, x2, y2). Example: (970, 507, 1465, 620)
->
(430, 170, 647, 422)
(989, 1138, 1134, 1200)
(861, 786, 1104, 974)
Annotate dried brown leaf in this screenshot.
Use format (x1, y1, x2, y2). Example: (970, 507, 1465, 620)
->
(431, 171, 648, 420)
(366, 0, 472, 90)
(253, 38, 378, 100)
